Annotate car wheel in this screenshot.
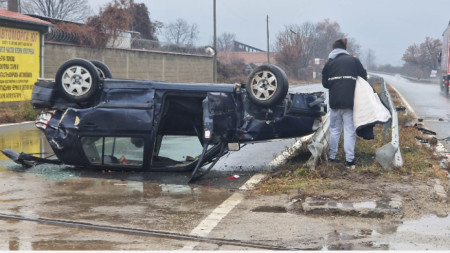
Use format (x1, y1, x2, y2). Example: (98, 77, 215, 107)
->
(246, 64, 289, 107)
(55, 58, 100, 103)
(90, 60, 112, 79)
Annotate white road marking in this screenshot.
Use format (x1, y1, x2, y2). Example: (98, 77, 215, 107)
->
(239, 173, 267, 191)
(180, 173, 267, 250)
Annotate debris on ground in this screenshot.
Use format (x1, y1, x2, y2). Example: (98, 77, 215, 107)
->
(228, 175, 240, 180)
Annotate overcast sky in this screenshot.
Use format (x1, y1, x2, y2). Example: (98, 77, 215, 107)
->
(88, 0, 449, 66)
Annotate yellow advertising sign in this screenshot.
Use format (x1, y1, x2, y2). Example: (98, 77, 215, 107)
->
(0, 26, 40, 102)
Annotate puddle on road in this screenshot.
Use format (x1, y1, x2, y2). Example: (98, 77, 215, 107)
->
(396, 214, 450, 237)
(0, 126, 51, 162)
(0, 177, 234, 250)
(251, 205, 287, 213)
(321, 215, 450, 250)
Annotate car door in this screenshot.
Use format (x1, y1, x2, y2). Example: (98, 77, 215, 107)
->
(77, 88, 156, 169)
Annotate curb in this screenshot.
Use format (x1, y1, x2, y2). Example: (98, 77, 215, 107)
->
(0, 121, 34, 130)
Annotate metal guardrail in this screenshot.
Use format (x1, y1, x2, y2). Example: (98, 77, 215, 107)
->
(376, 78, 403, 168)
(369, 71, 439, 84)
(268, 114, 330, 170)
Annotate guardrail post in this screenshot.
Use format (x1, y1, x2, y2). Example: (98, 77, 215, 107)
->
(378, 81, 391, 142)
(375, 77, 403, 169)
(306, 114, 330, 170)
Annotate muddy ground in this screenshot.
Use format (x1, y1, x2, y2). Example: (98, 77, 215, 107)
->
(286, 167, 449, 219)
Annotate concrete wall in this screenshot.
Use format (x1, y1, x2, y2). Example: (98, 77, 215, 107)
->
(43, 43, 214, 83)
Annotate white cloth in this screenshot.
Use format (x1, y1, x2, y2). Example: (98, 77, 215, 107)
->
(353, 76, 391, 131)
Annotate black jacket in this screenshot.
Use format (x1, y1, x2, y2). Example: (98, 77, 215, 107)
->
(322, 53, 367, 109)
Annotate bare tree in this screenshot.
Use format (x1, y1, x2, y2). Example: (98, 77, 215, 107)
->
(297, 22, 318, 68)
(402, 37, 441, 78)
(361, 48, 376, 70)
(129, 2, 159, 40)
(346, 38, 361, 57)
(421, 37, 441, 70)
(46, 0, 161, 49)
(217, 32, 236, 52)
(274, 19, 362, 80)
(314, 19, 344, 59)
(85, 0, 132, 48)
(274, 25, 304, 78)
(313, 19, 361, 58)
(163, 18, 199, 45)
(21, 0, 92, 22)
(274, 22, 321, 78)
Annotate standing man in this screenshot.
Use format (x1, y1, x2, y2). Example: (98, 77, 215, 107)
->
(321, 38, 367, 168)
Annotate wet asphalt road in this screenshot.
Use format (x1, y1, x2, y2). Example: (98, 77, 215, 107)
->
(377, 74, 450, 151)
(1, 147, 449, 250)
(0, 119, 308, 250)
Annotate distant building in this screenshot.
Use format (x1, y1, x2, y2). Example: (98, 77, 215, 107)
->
(218, 51, 276, 66)
(217, 40, 276, 66)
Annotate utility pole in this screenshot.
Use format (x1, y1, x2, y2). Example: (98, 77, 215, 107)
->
(213, 0, 217, 83)
(266, 15, 270, 64)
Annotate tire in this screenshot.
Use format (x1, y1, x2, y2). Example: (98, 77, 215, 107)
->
(246, 64, 289, 107)
(90, 60, 112, 79)
(55, 58, 101, 103)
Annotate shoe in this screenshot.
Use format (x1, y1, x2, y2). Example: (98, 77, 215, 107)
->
(329, 158, 341, 163)
(345, 160, 355, 169)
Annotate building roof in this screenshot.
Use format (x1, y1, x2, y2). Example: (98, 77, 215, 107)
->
(26, 14, 84, 26)
(0, 9, 51, 33)
(0, 9, 51, 26)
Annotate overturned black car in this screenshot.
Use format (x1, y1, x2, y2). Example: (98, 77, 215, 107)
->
(3, 58, 326, 180)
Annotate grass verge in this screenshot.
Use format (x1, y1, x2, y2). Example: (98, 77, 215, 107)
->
(0, 101, 37, 124)
(254, 81, 448, 196)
